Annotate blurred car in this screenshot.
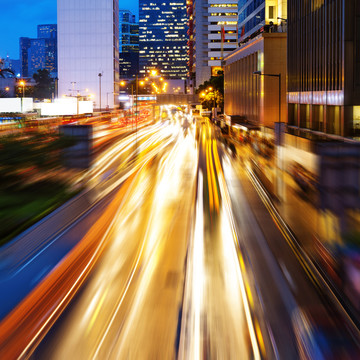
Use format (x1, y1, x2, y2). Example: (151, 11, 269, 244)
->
(292, 306, 360, 359)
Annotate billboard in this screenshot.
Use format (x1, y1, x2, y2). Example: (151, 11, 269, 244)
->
(60, 125, 93, 169)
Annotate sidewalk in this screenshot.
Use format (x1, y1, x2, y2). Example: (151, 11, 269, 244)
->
(229, 137, 360, 323)
(232, 139, 337, 252)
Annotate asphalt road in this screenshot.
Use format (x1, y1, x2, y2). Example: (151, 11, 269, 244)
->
(3, 114, 360, 359)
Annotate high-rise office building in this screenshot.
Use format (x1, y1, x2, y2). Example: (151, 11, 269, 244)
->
(287, 0, 359, 137)
(20, 37, 31, 78)
(19, 24, 58, 78)
(37, 24, 57, 39)
(139, 0, 188, 79)
(223, 0, 287, 127)
(119, 10, 139, 79)
(57, 0, 119, 109)
(188, 0, 238, 88)
(28, 39, 46, 76)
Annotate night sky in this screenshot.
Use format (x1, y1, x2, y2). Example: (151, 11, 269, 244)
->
(1, 0, 139, 60)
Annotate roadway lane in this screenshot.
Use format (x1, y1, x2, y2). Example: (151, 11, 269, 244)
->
(32, 121, 198, 359)
(32, 117, 259, 359)
(10, 115, 359, 359)
(179, 120, 256, 359)
(0, 123, 181, 358)
(0, 123, 176, 321)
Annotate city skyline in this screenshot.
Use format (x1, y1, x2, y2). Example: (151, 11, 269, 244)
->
(0, 0, 138, 59)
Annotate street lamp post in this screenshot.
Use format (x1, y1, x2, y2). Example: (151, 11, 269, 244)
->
(253, 71, 281, 128)
(106, 92, 111, 110)
(98, 72, 103, 112)
(253, 71, 284, 200)
(209, 88, 216, 120)
(19, 80, 25, 112)
(19, 80, 25, 98)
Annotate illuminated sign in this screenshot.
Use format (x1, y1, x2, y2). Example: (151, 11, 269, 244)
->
(137, 96, 157, 101)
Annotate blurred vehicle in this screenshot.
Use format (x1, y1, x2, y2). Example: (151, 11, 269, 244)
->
(292, 307, 360, 359)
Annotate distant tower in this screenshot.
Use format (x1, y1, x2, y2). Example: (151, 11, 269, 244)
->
(57, 0, 119, 109)
(19, 24, 57, 78)
(20, 37, 31, 77)
(139, 0, 188, 79)
(119, 10, 139, 79)
(187, 0, 238, 87)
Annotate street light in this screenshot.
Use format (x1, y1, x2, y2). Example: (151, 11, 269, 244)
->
(19, 80, 25, 113)
(19, 80, 25, 98)
(207, 87, 216, 119)
(253, 70, 284, 200)
(98, 72, 103, 112)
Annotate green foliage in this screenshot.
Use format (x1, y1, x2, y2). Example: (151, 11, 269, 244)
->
(0, 132, 76, 189)
(197, 73, 224, 110)
(0, 182, 76, 246)
(0, 132, 79, 244)
(33, 69, 54, 99)
(342, 231, 360, 248)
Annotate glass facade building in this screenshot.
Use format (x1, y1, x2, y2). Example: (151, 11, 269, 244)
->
(19, 24, 58, 78)
(37, 24, 57, 39)
(58, 0, 119, 109)
(119, 10, 139, 79)
(20, 37, 31, 78)
(238, 0, 286, 42)
(287, 0, 360, 137)
(139, 0, 188, 79)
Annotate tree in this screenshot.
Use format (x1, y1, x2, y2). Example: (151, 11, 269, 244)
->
(33, 69, 54, 100)
(0, 132, 76, 189)
(197, 72, 224, 110)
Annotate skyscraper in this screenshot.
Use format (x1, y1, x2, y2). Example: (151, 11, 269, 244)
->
(37, 24, 57, 39)
(20, 37, 31, 78)
(57, 0, 119, 109)
(38, 25, 57, 78)
(139, 0, 188, 79)
(188, 0, 238, 88)
(19, 25, 58, 78)
(119, 10, 139, 79)
(287, 0, 358, 137)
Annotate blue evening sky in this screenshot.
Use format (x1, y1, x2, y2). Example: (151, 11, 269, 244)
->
(0, 0, 139, 60)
